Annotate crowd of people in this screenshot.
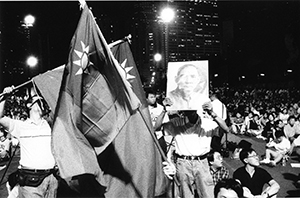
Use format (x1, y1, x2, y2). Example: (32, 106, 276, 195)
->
(147, 84, 300, 198)
(1, 83, 300, 198)
(220, 86, 300, 164)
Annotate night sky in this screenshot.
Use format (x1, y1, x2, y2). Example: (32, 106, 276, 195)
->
(1, 1, 135, 69)
(1, 1, 300, 87)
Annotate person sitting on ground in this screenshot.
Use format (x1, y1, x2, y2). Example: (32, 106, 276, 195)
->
(207, 150, 230, 185)
(243, 111, 253, 134)
(287, 117, 300, 156)
(233, 147, 280, 198)
(260, 130, 291, 166)
(259, 111, 269, 130)
(214, 178, 244, 198)
(261, 113, 276, 142)
(284, 115, 299, 143)
(279, 107, 289, 125)
(248, 114, 264, 139)
(231, 111, 245, 135)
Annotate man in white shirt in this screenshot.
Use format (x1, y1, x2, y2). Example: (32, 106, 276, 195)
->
(157, 98, 229, 198)
(145, 89, 171, 155)
(0, 86, 58, 198)
(210, 92, 228, 151)
(210, 93, 227, 121)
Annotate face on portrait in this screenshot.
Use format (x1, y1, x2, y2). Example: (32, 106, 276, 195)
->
(175, 65, 202, 94)
(166, 61, 209, 111)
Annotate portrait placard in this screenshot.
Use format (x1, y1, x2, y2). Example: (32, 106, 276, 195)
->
(166, 60, 209, 111)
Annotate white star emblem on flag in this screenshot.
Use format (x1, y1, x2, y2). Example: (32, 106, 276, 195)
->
(73, 41, 91, 75)
(120, 59, 135, 81)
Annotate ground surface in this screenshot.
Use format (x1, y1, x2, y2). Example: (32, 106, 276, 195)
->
(1, 133, 300, 197)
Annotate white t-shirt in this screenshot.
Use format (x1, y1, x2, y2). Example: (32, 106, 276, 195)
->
(267, 137, 291, 154)
(211, 99, 227, 121)
(164, 116, 219, 156)
(9, 119, 55, 169)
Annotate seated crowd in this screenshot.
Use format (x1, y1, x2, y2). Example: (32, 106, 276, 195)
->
(1, 85, 300, 198)
(216, 86, 300, 164)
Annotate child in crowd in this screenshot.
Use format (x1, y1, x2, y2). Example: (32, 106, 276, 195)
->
(260, 130, 291, 166)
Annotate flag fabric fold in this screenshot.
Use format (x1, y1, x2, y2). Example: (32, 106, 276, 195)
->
(49, 3, 141, 183)
(105, 41, 168, 197)
(33, 4, 167, 197)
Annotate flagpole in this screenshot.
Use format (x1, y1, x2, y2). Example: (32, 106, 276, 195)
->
(0, 80, 32, 98)
(0, 35, 131, 98)
(108, 34, 132, 49)
(138, 108, 167, 161)
(138, 108, 180, 186)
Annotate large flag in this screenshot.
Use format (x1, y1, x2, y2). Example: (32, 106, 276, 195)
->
(102, 41, 168, 196)
(32, 65, 64, 121)
(33, 3, 167, 197)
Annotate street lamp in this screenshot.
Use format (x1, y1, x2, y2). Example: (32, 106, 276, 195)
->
(22, 14, 35, 48)
(160, 7, 175, 23)
(22, 15, 36, 79)
(159, 7, 175, 71)
(26, 55, 38, 78)
(154, 53, 162, 62)
(27, 56, 38, 68)
(24, 15, 35, 28)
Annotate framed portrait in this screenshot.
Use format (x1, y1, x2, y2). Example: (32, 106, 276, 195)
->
(166, 60, 209, 111)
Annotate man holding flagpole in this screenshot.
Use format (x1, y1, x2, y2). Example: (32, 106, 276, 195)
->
(0, 86, 58, 198)
(29, 0, 168, 197)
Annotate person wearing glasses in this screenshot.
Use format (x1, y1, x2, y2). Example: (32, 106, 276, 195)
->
(233, 148, 280, 198)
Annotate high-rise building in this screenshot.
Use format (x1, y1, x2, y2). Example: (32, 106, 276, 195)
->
(167, 0, 221, 62)
(131, 0, 221, 89)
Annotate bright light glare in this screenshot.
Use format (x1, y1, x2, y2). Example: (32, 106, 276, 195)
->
(160, 7, 175, 23)
(287, 69, 292, 73)
(154, 53, 162, 62)
(214, 74, 218, 77)
(24, 15, 35, 26)
(26, 56, 38, 67)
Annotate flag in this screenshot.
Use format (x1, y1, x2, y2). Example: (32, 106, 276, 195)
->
(33, 3, 167, 197)
(100, 41, 168, 197)
(51, 2, 140, 189)
(32, 65, 64, 120)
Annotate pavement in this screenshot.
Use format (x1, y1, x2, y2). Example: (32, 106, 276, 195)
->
(0, 133, 300, 198)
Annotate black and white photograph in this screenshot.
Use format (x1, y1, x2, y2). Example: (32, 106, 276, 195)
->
(0, 1, 300, 198)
